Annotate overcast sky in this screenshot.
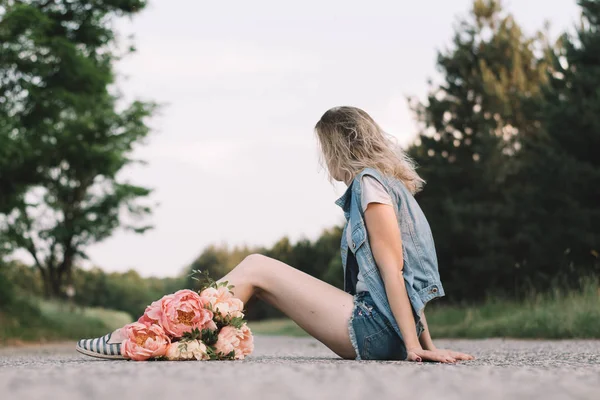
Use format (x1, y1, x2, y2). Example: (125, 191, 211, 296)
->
(78, 0, 580, 277)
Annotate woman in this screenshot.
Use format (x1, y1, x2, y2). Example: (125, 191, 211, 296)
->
(76, 106, 473, 362)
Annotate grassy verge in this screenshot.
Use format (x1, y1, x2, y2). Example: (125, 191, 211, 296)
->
(249, 281, 600, 339)
(249, 318, 307, 337)
(427, 280, 600, 339)
(0, 297, 133, 345)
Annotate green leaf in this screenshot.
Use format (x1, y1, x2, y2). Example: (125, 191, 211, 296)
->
(188, 269, 217, 291)
(201, 328, 219, 346)
(182, 327, 202, 341)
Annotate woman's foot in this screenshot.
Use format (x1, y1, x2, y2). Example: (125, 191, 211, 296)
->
(76, 330, 126, 360)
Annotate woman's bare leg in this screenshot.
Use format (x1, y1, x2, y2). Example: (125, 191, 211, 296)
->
(217, 254, 356, 359)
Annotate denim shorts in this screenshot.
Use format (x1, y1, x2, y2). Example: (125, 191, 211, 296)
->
(348, 291, 420, 361)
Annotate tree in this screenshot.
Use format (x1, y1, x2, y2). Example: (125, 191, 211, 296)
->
(263, 228, 343, 282)
(0, 262, 16, 310)
(408, 0, 551, 300)
(186, 245, 254, 291)
(309, 226, 343, 287)
(506, 0, 600, 286)
(0, 0, 156, 297)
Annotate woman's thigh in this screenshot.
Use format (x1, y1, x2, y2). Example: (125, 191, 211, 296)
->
(222, 254, 356, 359)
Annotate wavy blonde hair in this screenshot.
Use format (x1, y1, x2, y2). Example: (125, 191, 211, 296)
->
(315, 106, 424, 194)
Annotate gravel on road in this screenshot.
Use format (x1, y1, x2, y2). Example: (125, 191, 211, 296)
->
(1, 336, 599, 400)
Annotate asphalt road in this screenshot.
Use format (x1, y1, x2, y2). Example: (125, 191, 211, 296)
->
(1, 336, 599, 400)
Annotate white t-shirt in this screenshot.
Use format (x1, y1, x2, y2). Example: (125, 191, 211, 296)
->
(346, 175, 393, 293)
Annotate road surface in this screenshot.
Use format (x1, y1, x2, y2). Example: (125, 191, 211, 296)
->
(1, 337, 599, 400)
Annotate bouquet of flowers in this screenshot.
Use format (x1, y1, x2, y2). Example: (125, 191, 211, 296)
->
(120, 275, 253, 361)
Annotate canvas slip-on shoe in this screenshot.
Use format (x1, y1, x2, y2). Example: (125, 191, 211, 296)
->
(76, 333, 125, 360)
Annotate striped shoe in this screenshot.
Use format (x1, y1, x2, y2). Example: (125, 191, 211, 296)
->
(76, 333, 125, 360)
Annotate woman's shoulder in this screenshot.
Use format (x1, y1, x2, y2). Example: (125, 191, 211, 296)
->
(354, 167, 386, 185)
(360, 175, 393, 211)
(353, 168, 413, 201)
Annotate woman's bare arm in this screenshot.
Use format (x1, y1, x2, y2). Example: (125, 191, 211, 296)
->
(364, 203, 456, 363)
(418, 311, 436, 350)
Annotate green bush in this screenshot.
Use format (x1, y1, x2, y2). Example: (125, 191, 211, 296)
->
(0, 294, 133, 344)
(0, 268, 16, 309)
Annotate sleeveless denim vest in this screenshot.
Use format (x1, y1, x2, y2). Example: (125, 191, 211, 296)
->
(335, 168, 445, 339)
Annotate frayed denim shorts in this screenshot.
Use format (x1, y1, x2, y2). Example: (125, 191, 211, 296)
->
(348, 291, 422, 361)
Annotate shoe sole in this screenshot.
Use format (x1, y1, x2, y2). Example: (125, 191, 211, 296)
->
(75, 344, 126, 360)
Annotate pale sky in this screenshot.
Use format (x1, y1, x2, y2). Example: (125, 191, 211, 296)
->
(78, 0, 579, 277)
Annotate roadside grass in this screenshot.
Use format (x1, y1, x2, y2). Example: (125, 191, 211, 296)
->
(427, 279, 600, 339)
(0, 297, 133, 344)
(249, 318, 307, 337)
(3, 281, 598, 343)
(249, 280, 600, 339)
(38, 300, 132, 334)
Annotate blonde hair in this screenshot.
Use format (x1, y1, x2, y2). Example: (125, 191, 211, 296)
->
(315, 106, 424, 194)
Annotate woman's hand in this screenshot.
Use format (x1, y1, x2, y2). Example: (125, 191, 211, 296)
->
(406, 347, 474, 363)
(414, 313, 475, 362)
(433, 348, 475, 361)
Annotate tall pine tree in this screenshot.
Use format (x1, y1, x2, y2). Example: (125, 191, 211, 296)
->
(408, 0, 550, 300)
(507, 0, 600, 287)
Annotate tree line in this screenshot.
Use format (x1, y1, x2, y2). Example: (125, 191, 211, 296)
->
(1, 0, 599, 321)
(409, 0, 599, 300)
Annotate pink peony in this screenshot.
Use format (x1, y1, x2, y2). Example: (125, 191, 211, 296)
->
(238, 323, 254, 358)
(159, 289, 214, 337)
(137, 297, 166, 326)
(165, 340, 209, 361)
(214, 326, 239, 358)
(200, 286, 244, 319)
(204, 319, 218, 331)
(121, 322, 170, 361)
(214, 323, 254, 360)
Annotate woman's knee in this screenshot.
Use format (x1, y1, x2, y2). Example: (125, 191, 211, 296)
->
(239, 254, 277, 292)
(238, 253, 269, 277)
(242, 253, 269, 266)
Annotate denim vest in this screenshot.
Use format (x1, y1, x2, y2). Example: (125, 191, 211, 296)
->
(335, 168, 445, 339)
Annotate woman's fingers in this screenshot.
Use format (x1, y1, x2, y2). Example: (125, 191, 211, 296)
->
(451, 351, 475, 360)
(407, 348, 475, 363)
(408, 350, 456, 363)
(429, 352, 456, 363)
(437, 353, 457, 363)
(448, 351, 467, 360)
(437, 349, 475, 361)
(406, 352, 422, 362)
